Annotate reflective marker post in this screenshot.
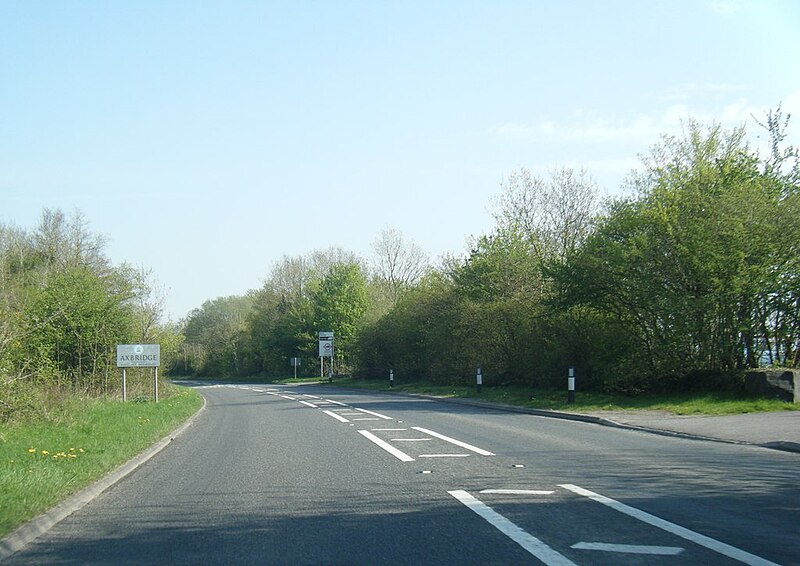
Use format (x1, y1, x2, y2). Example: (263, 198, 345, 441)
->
(568, 367, 576, 404)
(477, 367, 483, 393)
(389, 369, 394, 388)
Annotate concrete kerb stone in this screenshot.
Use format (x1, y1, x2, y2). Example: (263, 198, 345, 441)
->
(0, 395, 207, 561)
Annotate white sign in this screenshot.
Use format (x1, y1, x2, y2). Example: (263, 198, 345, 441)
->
(116, 344, 161, 367)
(318, 332, 334, 358)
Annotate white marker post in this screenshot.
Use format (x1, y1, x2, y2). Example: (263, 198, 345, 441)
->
(568, 367, 576, 404)
(389, 368, 394, 388)
(477, 367, 483, 393)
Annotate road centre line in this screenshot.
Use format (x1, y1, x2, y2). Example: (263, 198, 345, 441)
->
(448, 490, 577, 566)
(559, 484, 779, 566)
(419, 454, 470, 458)
(358, 430, 415, 462)
(412, 427, 495, 456)
(354, 408, 393, 420)
(571, 542, 683, 555)
(480, 489, 555, 495)
(323, 410, 350, 423)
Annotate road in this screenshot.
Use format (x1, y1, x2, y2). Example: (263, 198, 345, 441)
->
(6, 382, 799, 565)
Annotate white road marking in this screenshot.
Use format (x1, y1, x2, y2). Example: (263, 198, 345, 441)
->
(372, 428, 407, 432)
(278, 395, 296, 401)
(571, 542, 683, 555)
(411, 427, 495, 456)
(560, 484, 780, 566)
(299, 400, 318, 408)
(358, 430, 415, 462)
(303, 394, 320, 399)
(352, 418, 381, 421)
(355, 408, 393, 420)
(448, 490, 577, 566)
(391, 438, 431, 442)
(323, 410, 350, 423)
(480, 489, 555, 495)
(419, 454, 470, 458)
(322, 399, 347, 406)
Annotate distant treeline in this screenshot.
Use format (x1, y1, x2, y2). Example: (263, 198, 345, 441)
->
(181, 113, 799, 392)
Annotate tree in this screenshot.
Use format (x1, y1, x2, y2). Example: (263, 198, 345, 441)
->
(313, 262, 368, 372)
(370, 227, 430, 304)
(493, 166, 598, 264)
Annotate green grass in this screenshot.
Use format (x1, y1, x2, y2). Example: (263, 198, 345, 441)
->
(0, 383, 203, 539)
(326, 377, 799, 415)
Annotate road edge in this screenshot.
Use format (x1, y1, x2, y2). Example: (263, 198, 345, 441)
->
(313, 383, 800, 455)
(0, 395, 207, 561)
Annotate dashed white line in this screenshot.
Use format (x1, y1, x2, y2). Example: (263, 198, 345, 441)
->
(571, 542, 683, 555)
(354, 408, 393, 420)
(299, 400, 318, 408)
(480, 489, 555, 495)
(419, 454, 470, 458)
(323, 410, 350, 423)
(412, 427, 495, 456)
(448, 490, 577, 566)
(560, 484, 779, 566)
(358, 430, 415, 462)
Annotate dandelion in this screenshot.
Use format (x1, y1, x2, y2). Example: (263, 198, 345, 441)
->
(27, 448, 36, 453)
(41, 450, 49, 455)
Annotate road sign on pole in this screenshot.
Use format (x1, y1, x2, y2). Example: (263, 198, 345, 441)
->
(318, 332, 334, 358)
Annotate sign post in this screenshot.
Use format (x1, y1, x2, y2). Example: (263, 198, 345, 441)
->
(318, 332, 334, 382)
(290, 357, 300, 379)
(116, 344, 161, 402)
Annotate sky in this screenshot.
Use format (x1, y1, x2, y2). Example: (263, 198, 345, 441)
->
(2, 1, 799, 321)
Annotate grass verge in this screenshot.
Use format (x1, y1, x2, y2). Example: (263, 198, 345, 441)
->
(325, 377, 799, 415)
(0, 383, 203, 539)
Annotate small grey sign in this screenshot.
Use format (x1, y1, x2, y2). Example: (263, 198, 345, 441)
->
(116, 344, 161, 367)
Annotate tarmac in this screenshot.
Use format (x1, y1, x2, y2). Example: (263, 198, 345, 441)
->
(434, 394, 800, 454)
(582, 408, 800, 453)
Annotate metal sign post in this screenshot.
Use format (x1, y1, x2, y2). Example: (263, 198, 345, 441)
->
(318, 332, 334, 382)
(116, 344, 161, 402)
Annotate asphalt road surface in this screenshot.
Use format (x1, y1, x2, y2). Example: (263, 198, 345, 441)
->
(7, 382, 799, 565)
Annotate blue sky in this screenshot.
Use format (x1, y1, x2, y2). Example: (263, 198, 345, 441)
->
(2, 1, 799, 320)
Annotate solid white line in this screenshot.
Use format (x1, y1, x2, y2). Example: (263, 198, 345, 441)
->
(391, 438, 431, 442)
(412, 427, 495, 455)
(480, 489, 555, 495)
(571, 542, 683, 555)
(358, 430, 415, 462)
(278, 395, 295, 400)
(448, 490, 577, 566)
(355, 408, 393, 420)
(372, 428, 407, 432)
(299, 400, 318, 408)
(323, 410, 350, 423)
(303, 394, 320, 399)
(419, 454, 470, 458)
(352, 418, 381, 421)
(560, 485, 779, 566)
(322, 399, 347, 406)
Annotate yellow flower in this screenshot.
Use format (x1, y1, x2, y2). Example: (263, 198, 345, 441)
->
(41, 450, 49, 455)
(27, 448, 36, 453)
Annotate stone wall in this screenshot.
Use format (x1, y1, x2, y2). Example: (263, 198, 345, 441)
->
(744, 370, 799, 403)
